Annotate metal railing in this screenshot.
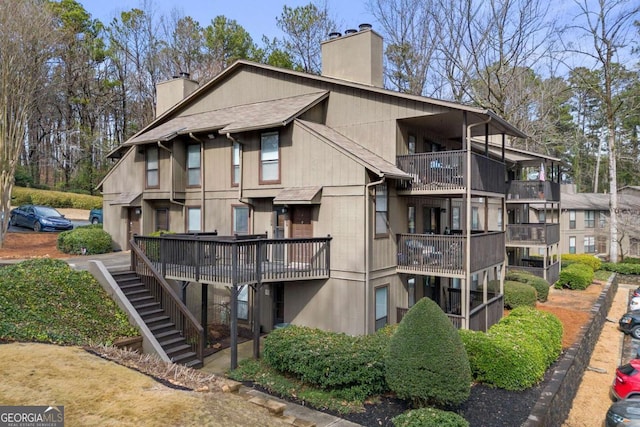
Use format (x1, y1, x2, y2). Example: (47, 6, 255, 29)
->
(133, 234, 331, 285)
(130, 240, 204, 363)
(506, 180, 560, 202)
(397, 305, 464, 329)
(506, 223, 560, 246)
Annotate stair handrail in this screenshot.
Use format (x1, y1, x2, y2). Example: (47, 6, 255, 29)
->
(129, 238, 204, 364)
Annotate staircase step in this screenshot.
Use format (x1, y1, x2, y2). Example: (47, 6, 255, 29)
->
(139, 308, 164, 319)
(119, 282, 145, 291)
(111, 271, 138, 280)
(134, 301, 161, 311)
(116, 276, 142, 286)
(130, 295, 155, 304)
(145, 315, 171, 326)
(122, 288, 149, 298)
(159, 336, 187, 349)
(154, 330, 182, 340)
(149, 323, 177, 334)
(171, 351, 198, 365)
(166, 344, 192, 357)
(184, 358, 203, 369)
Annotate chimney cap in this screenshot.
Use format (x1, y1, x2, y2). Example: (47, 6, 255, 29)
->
(179, 71, 191, 79)
(328, 31, 341, 39)
(358, 23, 372, 31)
(344, 28, 357, 35)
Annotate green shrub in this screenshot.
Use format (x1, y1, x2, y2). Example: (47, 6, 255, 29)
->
(504, 280, 537, 309)
(0, 259, 138, 345)
(601, 262, 640, 275)
(561, 253, 601, 271)
(385, 298, 471, 407)
(392, 407, 469, 427)
(263, 325, 392, 400)
(506, 270, 550, 302)
(57, 227, 112, 255)
(11, 186, 102, 210)
(555, 263, 593, 290)
(622, 257, 640, 265)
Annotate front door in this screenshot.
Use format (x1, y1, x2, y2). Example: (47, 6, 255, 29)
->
(127, 208, 141, 249)
(290, 206, 313, 264)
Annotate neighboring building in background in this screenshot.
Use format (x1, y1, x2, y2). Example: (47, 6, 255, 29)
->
(98, 26, 555, 336)
(559, 185, 640, 259)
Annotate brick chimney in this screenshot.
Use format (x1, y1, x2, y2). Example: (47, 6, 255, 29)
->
(155, 72, 198, 117)
(320, 24, 383, 87)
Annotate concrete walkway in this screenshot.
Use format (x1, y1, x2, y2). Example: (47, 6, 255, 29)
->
(201, 339, 362, 427)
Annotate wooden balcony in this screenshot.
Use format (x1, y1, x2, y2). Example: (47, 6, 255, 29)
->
(397, 151, 505, 195)
(506, 223, 560, 246)
(397, 231, 505, 276)
(508, 261, 560, 285)
(506, 180, 560, 203)
(133, 234, 331, 286)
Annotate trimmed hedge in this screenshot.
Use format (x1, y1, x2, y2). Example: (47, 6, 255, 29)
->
(561, 253, 601, 271)
(506, 270, 550, 302)
(460, 307, 562, 390)
(385, 298, 471, 407)
(262, 325, 393, 400)
(601, 262, 640, 275)
(12, 186, 102, 210)
(57, 225, 112, 255)
(392, 407, 469, 427)
(504, 280, 537, 309)
(555, 263, 594, 290)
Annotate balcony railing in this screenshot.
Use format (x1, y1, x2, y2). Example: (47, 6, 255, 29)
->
(397, 151, 505, 194)
(133, 234, 331, 285)
(506, 180, 560, 202)
(508, 261, 560, 285)
(397, 232, 505, 275)
(506, 223, 560, 246)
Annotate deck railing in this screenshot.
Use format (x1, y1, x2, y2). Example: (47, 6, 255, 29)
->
(508, 261, 560, 285)
(506, 223, 560, 246)
(130, 240, 204, 363)
(506, 180, 560, 202)
(397, 151, 505, 194)
(133, 234, 331, 285)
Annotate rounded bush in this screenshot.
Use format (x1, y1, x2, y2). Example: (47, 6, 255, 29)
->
(504, 280, 537, 309)
(392, 407, 469, 427)
(561, 253, 601, 271)
(506, 270, 549, 302)
(555, 263, 593, 290)
(385, 298, 471, 407)
(57, 226, 112, 255)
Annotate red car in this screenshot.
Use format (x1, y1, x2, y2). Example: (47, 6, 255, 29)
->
(612, 359, 640, 400)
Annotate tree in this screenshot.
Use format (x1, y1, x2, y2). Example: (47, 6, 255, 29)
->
(385, 297, 471, 407)
(276, 2, 337, 74)
(0, 1, 58, 246)
(203, 16, 256, 78)
(563, 0, 640, 262)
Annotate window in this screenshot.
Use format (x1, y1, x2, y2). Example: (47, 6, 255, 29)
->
(569, 236, 576, 254)
(407, 277, 416, 307)
(238, 285, 249, 320)
(538, 210, 546, 223)
(187, 207, 201, 232)
(408, 134, 416, 155)
(569, 210, 576, 229)
(233, 206, 249, 235)
(597, 235, 607, 254)
(452, 207, 460, 230)
(599, 211, 607, 228)
(631, 238, 640, 257)
(232, 142, 241, 186)
(374, 286, 388, 331)
(146, 147, 159, 188)
(155, 208, 169, 232)
(497, 208, 503, 229)
(375, 184, 388, 236)
(471, 207, 479, 230)
(408, 205, 416, 234)
(584, 236, 595, 253)
(260, 131, 279, 182)
(585, 210, 595, 228)
(187, 144, 201, 186)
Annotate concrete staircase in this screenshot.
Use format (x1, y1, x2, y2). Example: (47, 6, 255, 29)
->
(111, 270, 202, 368)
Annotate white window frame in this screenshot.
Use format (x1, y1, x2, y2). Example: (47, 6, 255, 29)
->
(233, 206, 250, 235)
(375, 184, 388, 236)
(375, 285, 388, 331)
(146, 147, 159, 188)
(187, 144, 201, 186)
(232, 142, 241, 186)
(260, 131, 279, 183)
(187, 207, 201, 232)
(569, 236, 576, 254)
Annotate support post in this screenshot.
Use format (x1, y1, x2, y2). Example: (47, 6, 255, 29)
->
(201, 284, 208, 347)
(230, 243, 239, 370)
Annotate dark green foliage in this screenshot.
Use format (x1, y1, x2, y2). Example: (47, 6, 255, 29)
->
(506, 270, 550, 302)
(460, 308, 562, 390)
(504, 280, 537, 309)
(622, 257, 640, 264)
(561, 253, 601, 271)
(385, 298, 471, 407)
(263, 325, 392, 400)
(601, 262, 640, 275)
(555, 263, 593, 290)
(392, 407, 469, 427)
(0, 259, 138, 345)
(57, 226, 112, 255)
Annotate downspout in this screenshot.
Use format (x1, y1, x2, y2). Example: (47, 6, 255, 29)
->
(189, 133, 205, 230)
(465, 117, 491, 329)
(157, 141, 185, 207)
(365, 176, 385, 335)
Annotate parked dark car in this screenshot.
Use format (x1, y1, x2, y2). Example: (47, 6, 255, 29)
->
(605, 398, 640, 426)
(619, 311, 640, 339)
(89, 208, 103, 224)
(612, 359, 640, 401)
(9, 205, 73, 232)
